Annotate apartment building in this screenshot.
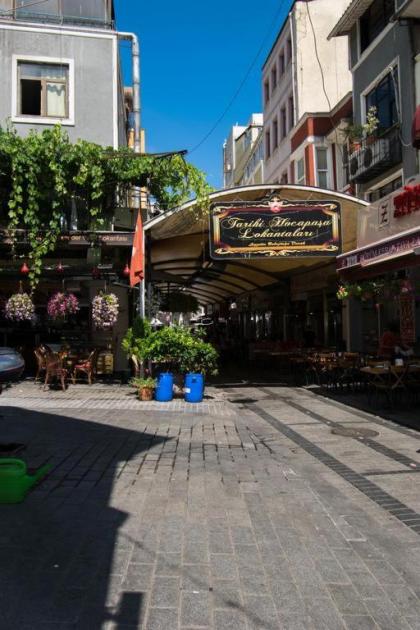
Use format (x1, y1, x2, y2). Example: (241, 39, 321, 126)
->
(0, 0, 127, 148)
(262, 0, 352, 188)
(330, 0, 420, 201)
(222, 114, 263, 188)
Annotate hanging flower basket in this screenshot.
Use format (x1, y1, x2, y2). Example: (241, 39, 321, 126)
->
(47, 292, 79, 321)
(4, 292, 35, 322)
(92, 292, 119, 330)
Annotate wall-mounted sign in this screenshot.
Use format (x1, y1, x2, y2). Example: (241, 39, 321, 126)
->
(393, 184, 420, 217)
(337, 229, 420, 270)
(210, 197, 341, 259)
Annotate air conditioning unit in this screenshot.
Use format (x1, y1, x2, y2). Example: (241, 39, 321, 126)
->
(348, 138, 390, 182)
(361, 139, 390, 171)
(348, 150, 364, 181)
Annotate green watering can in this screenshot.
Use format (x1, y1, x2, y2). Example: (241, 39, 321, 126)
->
(0, 458, 51, 504)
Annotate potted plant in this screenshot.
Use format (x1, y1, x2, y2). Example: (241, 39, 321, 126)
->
(122, 317, 152, 376)
(47, 292, 79, 322)
(343, 106, 379, 151)
(4, 292, 35, 322)
(130, 376, 156, 401)
(179, 333, 219, 403)
(92, 292, 119, 330)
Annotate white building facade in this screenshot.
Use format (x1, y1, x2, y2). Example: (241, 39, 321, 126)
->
(222, 114, 263, 188)
(262, 0, 352, 186)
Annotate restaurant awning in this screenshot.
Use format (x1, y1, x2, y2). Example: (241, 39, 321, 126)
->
(145, 184, 368, 305)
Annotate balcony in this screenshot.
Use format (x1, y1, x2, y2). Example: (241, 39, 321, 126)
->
(345, 126, 402, 184)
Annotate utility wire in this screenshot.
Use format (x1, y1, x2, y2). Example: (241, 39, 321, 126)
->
(188, 0, 290, 155)
(305, 1, 345, 162)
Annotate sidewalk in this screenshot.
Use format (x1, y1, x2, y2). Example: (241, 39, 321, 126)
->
(1, 381, 420, 629)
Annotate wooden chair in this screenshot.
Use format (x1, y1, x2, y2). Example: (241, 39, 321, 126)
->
(34, 344, 53, 382)
(72, 349, 99, 385)
(44, 353, 68, 391)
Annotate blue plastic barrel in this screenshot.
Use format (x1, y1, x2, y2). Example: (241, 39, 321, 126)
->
(184, 373, 204, 403)
(155, 373, 174, 402)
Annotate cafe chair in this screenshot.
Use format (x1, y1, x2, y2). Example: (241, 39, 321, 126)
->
(72, 348, 99, 385)
(34, 344, 53, 382)
(44, 353, 68, 392)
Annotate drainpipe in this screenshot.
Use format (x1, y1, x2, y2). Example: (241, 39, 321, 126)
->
(289, 9, 298, 127)
(117, 31, 141, 154)
(117, 31, 144, 321)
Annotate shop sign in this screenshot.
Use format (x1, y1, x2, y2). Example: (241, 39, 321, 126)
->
(0, 230, 133, 247)
(337, 230, 420, 269)
(210, 197, 341, 259)
(393, 184, 420, 218)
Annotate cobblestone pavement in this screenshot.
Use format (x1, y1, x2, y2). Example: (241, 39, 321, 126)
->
(1, 382, 420, 629)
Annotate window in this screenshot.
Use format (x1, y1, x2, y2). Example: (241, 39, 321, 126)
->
(366, 71, 398, 131)
(288, 95, 294, 131)
(296, 158, 305, 185)
(367, 176, 402, 202)
(286, 38, 292, 64)
(271, 66, 277, 93)
(17, 60, 69, 118)
(280, 171, 288, 184)
(264, 80, 270, 105)
(265, 130, 271, 158)
(280, 107, 287, 139)
(316, 147, 329, 189)
(279, 52, 285, 76)
(272, 119, 278, 149)
(360, 0, 394, 52)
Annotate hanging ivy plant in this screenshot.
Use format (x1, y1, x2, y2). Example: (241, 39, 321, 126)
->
(0, 125, 212, 289)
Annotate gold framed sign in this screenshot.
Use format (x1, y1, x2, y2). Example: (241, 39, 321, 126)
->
(210, 197, 341, 259)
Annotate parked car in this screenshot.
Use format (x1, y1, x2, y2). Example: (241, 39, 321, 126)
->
(0, 348, 25, 393)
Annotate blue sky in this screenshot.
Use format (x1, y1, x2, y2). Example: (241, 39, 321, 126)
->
(115, 0, 294, 189)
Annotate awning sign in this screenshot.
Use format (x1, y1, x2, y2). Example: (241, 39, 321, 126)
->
(210, 197, 341, 259)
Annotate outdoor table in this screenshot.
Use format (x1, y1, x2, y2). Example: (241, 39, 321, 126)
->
(360, 364, 420, 406)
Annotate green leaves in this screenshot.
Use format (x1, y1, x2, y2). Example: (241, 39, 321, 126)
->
(1, 124, 210, 290)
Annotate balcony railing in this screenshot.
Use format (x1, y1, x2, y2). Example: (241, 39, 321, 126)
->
(345, 125, 402, 184)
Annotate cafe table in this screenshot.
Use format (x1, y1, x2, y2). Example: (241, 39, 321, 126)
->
(360, 363, 420, 406)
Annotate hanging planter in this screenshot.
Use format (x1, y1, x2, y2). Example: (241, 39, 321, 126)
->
(161, 291, 199, 313)
(92, 292, 119, 330)
(4, 292, 35, 322)
(47, 292, 79, 321)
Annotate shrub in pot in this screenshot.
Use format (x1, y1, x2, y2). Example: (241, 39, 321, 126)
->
(122, 317, 153, 375)
(130, 376, 156, 401)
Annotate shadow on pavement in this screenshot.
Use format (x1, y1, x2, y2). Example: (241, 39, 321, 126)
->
(0, 405, 169, 629)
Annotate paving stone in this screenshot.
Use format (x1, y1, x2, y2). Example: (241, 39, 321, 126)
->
(210, 554, 238, 580)
(342, 615, 379, 630)
(180, 591, 210, 627)
(214, 609, 248, 630)
(121, 564, 153, 591)
(155, 553, 182, 577)
(243, 594, 279, 630)
(150, 577, 180, 609)
(146, 607, 179, 630)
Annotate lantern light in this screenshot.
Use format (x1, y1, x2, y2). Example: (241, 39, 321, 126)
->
(57, 261, 64, 273)
(123, 263, 130, 277)
(20, 261, 29, 275)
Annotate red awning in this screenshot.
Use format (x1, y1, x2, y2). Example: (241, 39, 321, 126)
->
(412, 105, 420, 149)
